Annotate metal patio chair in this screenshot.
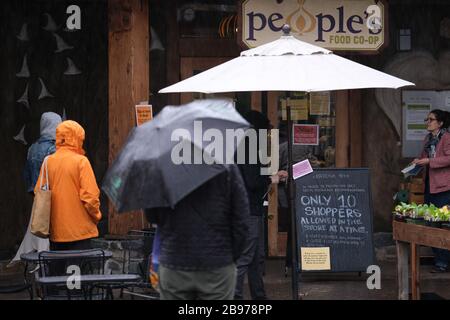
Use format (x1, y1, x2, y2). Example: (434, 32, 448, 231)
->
(118, 229, 159, 299)
(36, 249, 107, 300)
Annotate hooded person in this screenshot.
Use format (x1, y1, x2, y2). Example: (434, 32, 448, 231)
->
(34, 120, 102, 250)
(9, 112, 62, 266)
(23, 112, 62, 193)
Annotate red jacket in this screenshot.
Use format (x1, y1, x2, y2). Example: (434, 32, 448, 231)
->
(420, 132, 450, 194)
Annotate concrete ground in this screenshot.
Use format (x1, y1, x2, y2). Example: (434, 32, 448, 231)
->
(253, 258, 450, 300)
(2, 257, 450, 300)
(2, 233, 450, 300)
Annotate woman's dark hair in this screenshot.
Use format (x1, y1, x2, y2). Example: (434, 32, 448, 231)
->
(430, 109, 450, 129)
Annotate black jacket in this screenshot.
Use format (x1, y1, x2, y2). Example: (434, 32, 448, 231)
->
(278, 142, 316, 208)
(238, 162, 270, 216)
(145, 164, 250, 271)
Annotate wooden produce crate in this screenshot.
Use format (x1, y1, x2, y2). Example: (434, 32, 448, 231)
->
(409, 179, 424, 193)
(408, 179, 424, 204)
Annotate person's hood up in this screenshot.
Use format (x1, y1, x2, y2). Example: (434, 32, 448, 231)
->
(40, 112, 62, 140)
(55, 120, 85, 155)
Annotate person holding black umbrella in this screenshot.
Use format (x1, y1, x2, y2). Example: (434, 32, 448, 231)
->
(145, 163, 250, 300)
(103, 99, 253, 300)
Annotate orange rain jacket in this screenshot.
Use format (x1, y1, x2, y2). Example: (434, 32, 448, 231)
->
(35, 120, 102, 242)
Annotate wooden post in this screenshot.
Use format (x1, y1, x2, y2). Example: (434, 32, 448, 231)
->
(165, 0, 180, 106)
(396, 240, 409, 300)
(349, 90, 362, 167)
(267, 92, 280, 257)
(335, 90, 349, 168)
(108, 0, 149, 235)
(251, 92, 262, 112)
(411, 242, 420, 300)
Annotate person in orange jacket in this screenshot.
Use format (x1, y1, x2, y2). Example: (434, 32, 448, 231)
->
(35, 120, 102, 250)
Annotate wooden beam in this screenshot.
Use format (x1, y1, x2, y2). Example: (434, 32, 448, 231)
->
(411, 242, 420, 300)
(335, 90, 349, 168)
(396, 240, 409, 300)
(267, 91, 280, 257)
(267, 92, 279, 130)
(393, 220, 450, 249)
(165, 0, 180, 106)
(349, 90, 362, 167)
(108, 0, 149, 235)
(268, 184, 279, 257)
(251, 92, 261, 112)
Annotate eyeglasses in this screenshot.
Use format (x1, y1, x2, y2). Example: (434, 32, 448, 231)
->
(424, 117, 437, 123)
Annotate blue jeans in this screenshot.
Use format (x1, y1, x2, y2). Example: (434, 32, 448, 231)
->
(424, 177, 450, 269)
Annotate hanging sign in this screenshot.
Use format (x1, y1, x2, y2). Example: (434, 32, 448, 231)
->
(239, 0, 387, 53)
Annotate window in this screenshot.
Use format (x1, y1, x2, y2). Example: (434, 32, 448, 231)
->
(277, 91, 337, 233)
(178, 1, 237, 39)
(278, 91, 336, 169)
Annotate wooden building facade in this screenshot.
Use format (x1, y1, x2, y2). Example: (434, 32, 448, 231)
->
(1, 0, 450, 258)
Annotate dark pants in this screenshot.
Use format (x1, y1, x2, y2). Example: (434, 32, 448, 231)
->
(50, 238, 92, 251)
(283, 206, 294, 269)
(49, 239, 93, 276)
(424, 178, 450, 269)
(46, 238, 95, 298)
(234, 215, 267, 300)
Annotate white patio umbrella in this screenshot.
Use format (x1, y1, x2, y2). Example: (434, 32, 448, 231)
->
(159, 25, 414, 300)
(160, 29, 414, 94)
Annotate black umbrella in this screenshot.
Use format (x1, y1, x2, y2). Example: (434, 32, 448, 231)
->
(102, 98, 249, 213)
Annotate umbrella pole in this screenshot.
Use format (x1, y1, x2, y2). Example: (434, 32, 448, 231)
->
(286, 94, 299, 300)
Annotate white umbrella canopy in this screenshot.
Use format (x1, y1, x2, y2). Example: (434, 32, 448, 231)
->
(159, 29, 414, 94)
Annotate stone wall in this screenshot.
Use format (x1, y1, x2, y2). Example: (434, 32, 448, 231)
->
(358, 1, 450, 231)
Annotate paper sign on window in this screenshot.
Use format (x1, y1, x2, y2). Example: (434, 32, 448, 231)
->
(301, 247, 331, 271)
(293, 124, 319, 145)
(135, 105, 153, 126)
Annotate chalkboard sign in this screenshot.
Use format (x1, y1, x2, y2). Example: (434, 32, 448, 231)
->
(295, 168, 374, 272)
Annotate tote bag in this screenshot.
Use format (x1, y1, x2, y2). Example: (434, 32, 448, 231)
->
(30, 156, 51, 238)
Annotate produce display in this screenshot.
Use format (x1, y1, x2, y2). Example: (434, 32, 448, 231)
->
(393, 202, 450, 222)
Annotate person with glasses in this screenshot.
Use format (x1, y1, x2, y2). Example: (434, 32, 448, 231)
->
(413, 109, 450, 272)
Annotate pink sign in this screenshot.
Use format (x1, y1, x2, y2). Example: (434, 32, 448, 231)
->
(293, 159, 313, 180)
(293, 124, 319, 145)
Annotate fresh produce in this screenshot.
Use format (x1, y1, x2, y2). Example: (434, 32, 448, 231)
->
(393, 202, 449, 222)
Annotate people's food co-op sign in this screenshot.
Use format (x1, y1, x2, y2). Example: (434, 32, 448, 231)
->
(240, 0, 387, 52)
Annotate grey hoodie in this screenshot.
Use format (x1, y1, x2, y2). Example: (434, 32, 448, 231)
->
(23, 112, 62, 192)
(40, 112, 62, 140)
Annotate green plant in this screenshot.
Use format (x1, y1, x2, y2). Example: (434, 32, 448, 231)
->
(424, 205, 450, 222)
